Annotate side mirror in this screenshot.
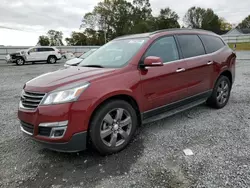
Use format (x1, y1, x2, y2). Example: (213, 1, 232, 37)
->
(142, 56, 163, 68)
(27, 51, 30, 55)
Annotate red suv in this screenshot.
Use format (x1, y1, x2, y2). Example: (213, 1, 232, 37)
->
(18, 29, 236, 155)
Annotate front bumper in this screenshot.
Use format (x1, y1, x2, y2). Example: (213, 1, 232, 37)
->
(18, 100, 92, 152)
(34, 131, 87, 152)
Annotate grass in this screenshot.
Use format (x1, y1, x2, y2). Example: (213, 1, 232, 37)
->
(228, 42, 250, 51)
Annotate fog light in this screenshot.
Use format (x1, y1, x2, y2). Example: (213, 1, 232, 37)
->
(50, 126, 67, 138)
(39, 121, 68, 138)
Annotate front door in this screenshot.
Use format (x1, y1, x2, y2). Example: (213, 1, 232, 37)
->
(26, 48, 39, 61)
(140, 36, 189, 115)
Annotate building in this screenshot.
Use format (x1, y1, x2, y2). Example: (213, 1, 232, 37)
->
(221, 28, 250, 43)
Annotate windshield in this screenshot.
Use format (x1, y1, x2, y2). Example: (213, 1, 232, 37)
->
(79, 49, 96, 59)
(79, 38, 148, 68)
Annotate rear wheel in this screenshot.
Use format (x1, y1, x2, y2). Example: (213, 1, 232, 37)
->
(89, 100, 138, 155)
(207, 75, 231, 109)
(16, 58, 25, 66)
(47, 56, 57, 64)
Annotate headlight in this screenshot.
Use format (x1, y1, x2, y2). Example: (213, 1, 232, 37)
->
(41, 82, 90, 105)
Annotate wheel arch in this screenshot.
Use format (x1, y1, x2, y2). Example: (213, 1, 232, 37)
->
(213, 69, 232, 89)
(220, 70, 232, 85)
(88, 93, 142, 131)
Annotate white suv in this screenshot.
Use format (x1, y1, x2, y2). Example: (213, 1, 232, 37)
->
(6, 47, 62, 65)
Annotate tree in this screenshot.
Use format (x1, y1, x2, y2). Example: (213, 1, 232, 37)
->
(201, 8, 221, 32)
(184, 7, 206, 28)
(47, 30, 64, 46)
(65, 32, 87, 46)
(184, 7, 221, 32)
(154, 8, 180, 30)
(238, 15, 250, 28)
(37, 35, 50, 46)
(220, 17, 232, 30)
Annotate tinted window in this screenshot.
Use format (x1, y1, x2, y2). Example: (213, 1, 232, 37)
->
(38, 48, 54, 52)
(199, 35, 225, 53)
(29, 48, 38, 53)
(177, 35, 205, 58)
(144, 36, 179, 63)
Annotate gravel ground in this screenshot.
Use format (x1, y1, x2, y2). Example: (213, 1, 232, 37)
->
(0, 59, 250, 188)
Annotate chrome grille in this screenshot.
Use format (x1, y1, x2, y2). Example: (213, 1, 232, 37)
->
(21, 90, 45, 110)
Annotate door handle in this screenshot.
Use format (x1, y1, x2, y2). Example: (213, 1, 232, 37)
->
(176, 68, 185, 72)
(207, 61, 213, 65)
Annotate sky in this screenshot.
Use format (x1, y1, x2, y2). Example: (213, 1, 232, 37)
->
(0, 0, 249, 46)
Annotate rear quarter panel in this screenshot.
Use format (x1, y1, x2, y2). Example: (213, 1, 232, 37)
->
(211, 46, 236, 88)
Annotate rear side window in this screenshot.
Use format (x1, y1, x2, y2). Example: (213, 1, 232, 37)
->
(144, 36, 179, 63)
(199, 35, 225, 53)
(176, 35, 205, 58)
(39, 48, 55, 52)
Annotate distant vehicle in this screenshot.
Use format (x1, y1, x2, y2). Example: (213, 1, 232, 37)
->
(64, 49, 97, 67)
(5, 47, 62, 65)
(61, 52, 75, 60)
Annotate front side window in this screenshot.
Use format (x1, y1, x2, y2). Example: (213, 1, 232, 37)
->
(29, 48, 38, 53)
(177, 35, 205, 58)
(144, 36, 179, 63)
(199, 35, 225, 53)
(79, 38, 148, 68)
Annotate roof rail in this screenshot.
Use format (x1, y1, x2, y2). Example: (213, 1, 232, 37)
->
(150, 28, 214, 35)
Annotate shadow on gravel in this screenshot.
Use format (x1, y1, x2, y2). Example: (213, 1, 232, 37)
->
(20, 132, 144, 188)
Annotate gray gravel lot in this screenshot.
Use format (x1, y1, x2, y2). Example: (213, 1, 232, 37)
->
(0, 57, 250, 188)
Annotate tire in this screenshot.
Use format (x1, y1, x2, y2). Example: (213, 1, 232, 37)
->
(207, 75, 231, 109)
(47, 56, 57, 64)
(16, 58, 25, 66)
(89, 100, 138, 155)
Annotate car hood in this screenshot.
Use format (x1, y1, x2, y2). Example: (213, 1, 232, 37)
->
(10, 49, 28, 55)
(25, 66, 116, 93)
(65, 58, 83, 65)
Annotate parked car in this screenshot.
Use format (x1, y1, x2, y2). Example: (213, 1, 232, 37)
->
(64, 49, 97, 67)
(5, 46, 62, 65)
(18, 29, 236, 155)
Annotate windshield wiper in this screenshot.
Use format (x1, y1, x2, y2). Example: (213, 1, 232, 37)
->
(81, 65, 104, 68)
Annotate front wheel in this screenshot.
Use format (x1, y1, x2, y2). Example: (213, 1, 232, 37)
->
(16, 58, 25, 66)
(207, 76, 231, 109)
(89, 100, 138, 155)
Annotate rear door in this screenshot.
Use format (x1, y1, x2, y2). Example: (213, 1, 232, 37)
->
(140, 36, 189, 114)
(198, 34, 228, 87)
(176, 34, 213, 97)
(38, 48, 52, 61)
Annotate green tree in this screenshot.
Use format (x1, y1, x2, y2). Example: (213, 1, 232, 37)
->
(37, 35, 50, 46)
(47, 30, 64, 46)
(80, 0, 181, 43)
(219, 17, 232, 30)
(155, 8, 180, 30)
(65, 32, 87, 46)
(238, 15, 250, 28)
(184, 7, 221, 32)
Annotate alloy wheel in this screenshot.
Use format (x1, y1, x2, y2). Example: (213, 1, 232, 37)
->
(17, 59, 24, 65)
(216, 80, 229, 105)
(50, 57, 56, 63)
(100, 108, 132, 148)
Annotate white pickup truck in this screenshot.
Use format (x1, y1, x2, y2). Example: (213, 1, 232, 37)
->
(5, 46, 62, 65)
